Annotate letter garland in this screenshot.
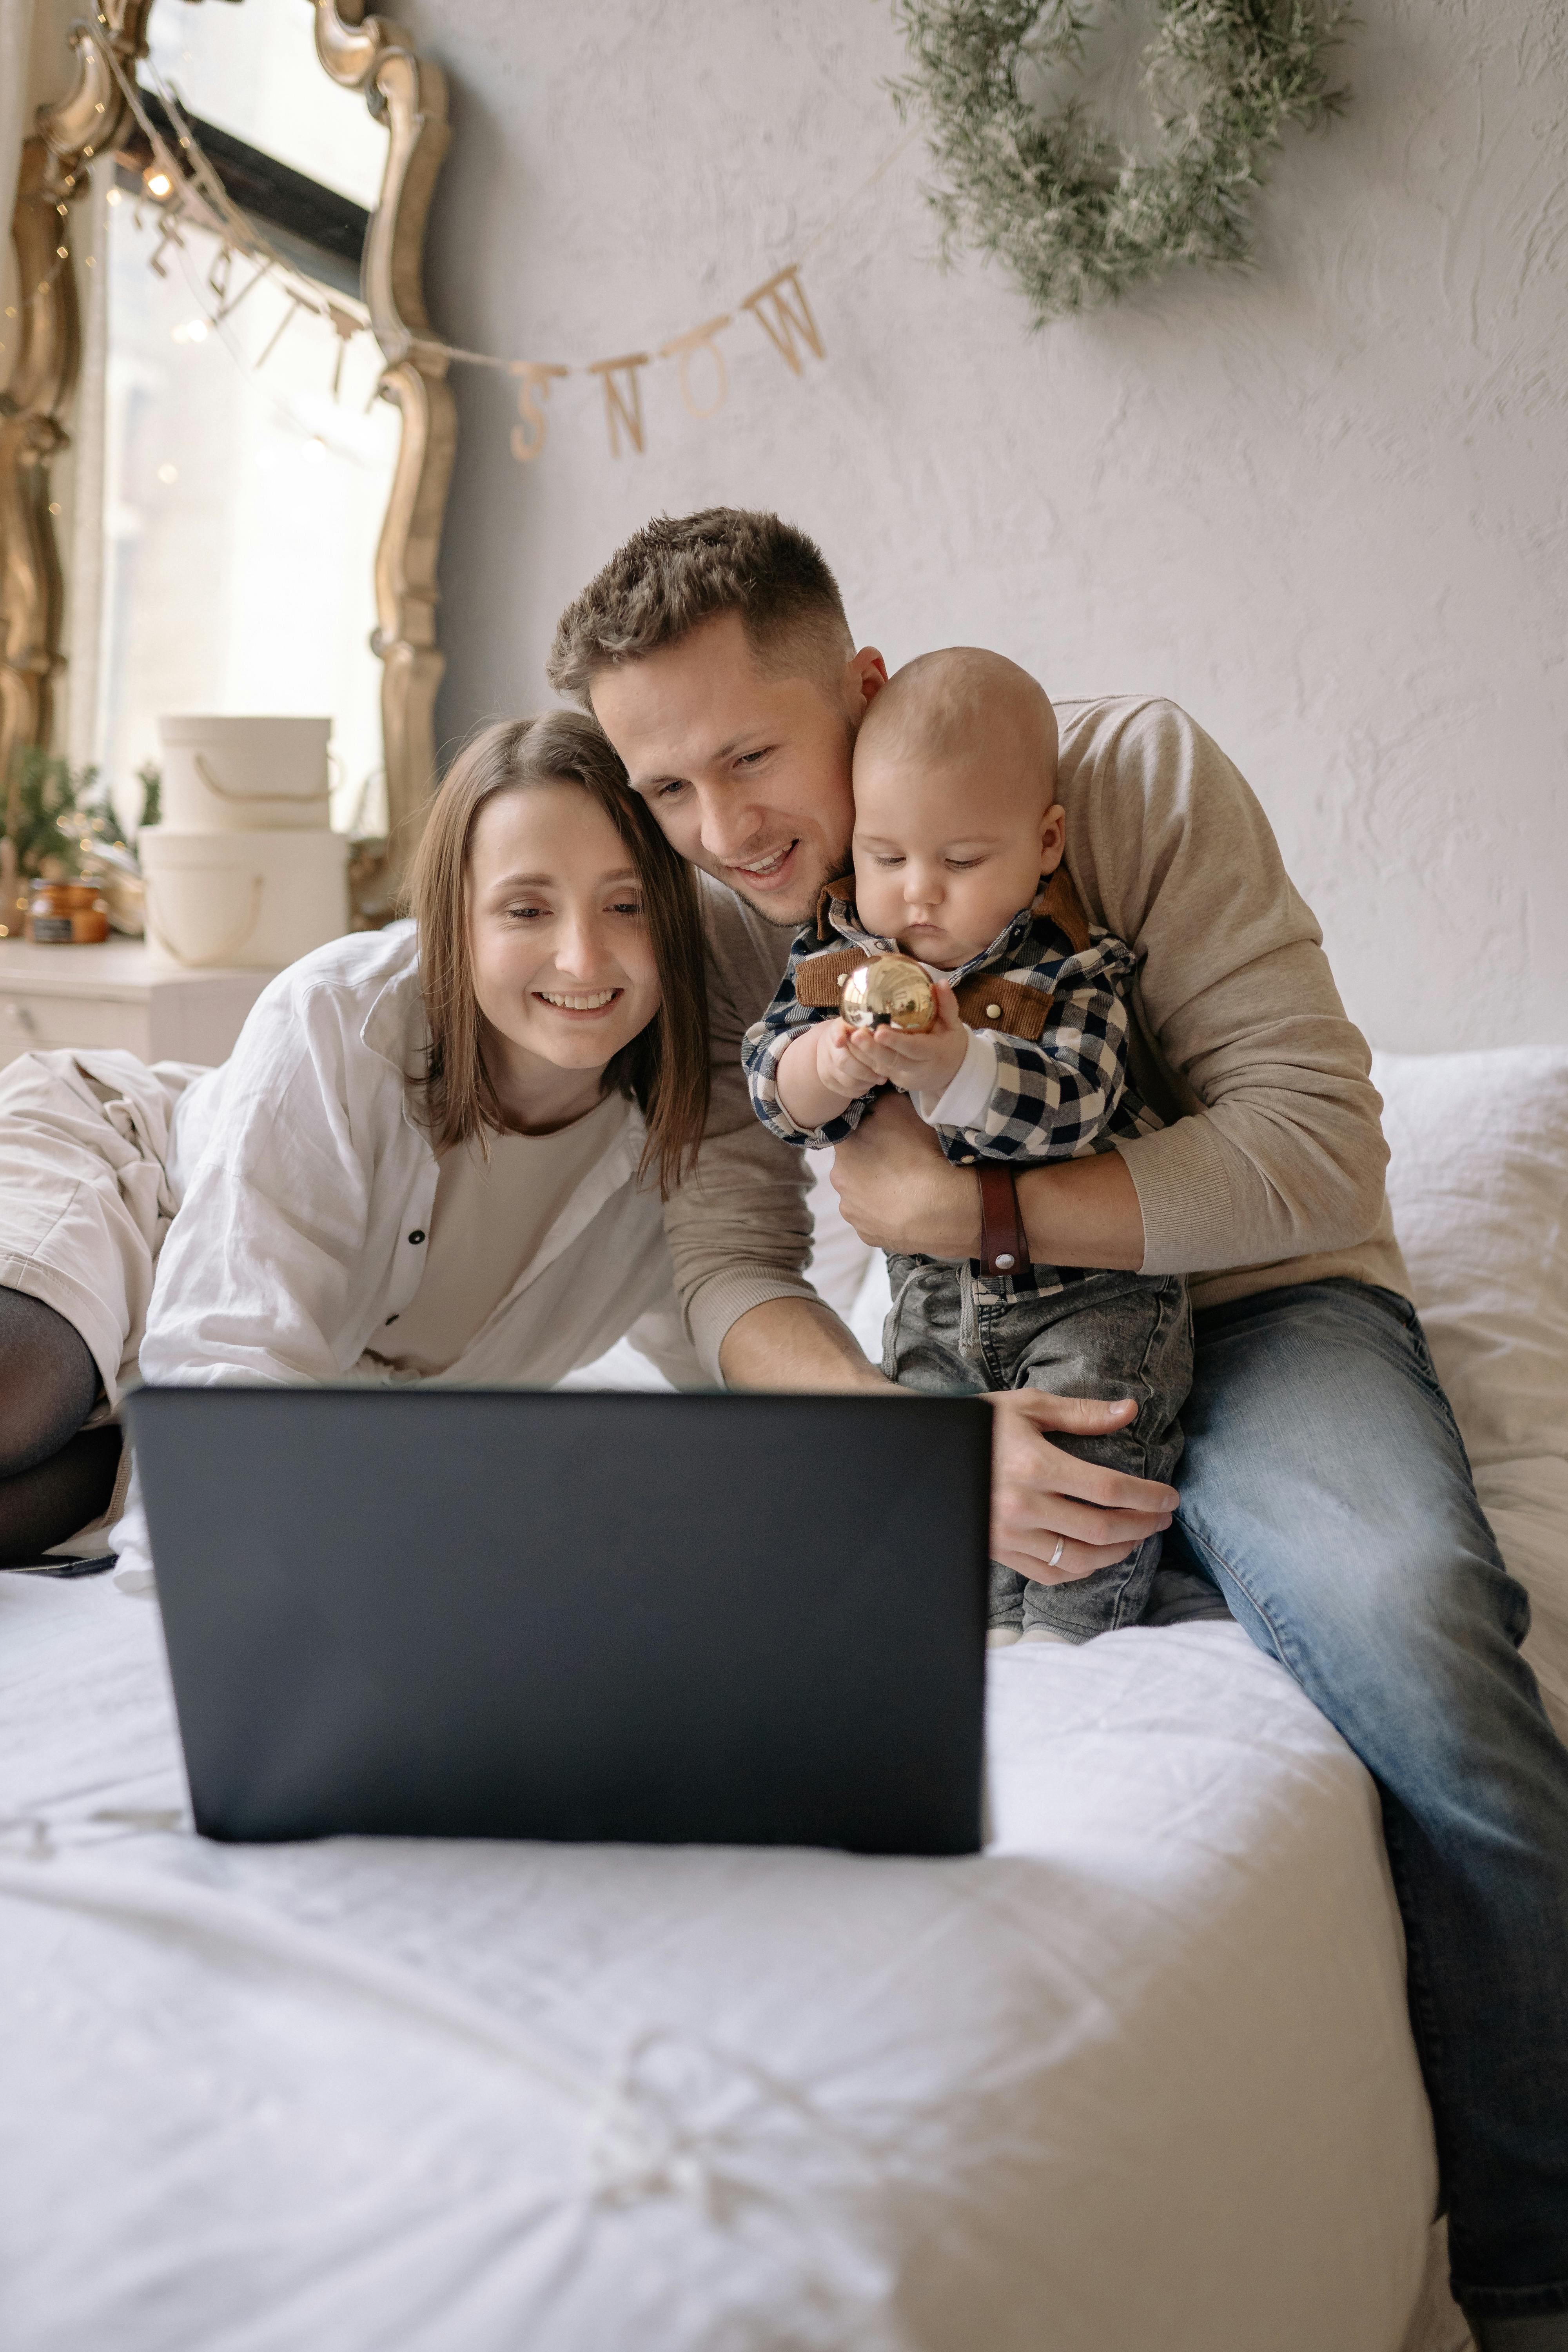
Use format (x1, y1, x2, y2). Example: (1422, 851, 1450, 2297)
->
(88, 25, 918, 465)
(887, 0, 1352, 326)
(510, 266, 828, 465)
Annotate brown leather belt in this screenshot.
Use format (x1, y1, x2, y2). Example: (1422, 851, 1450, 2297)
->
(976, 1163, 1027, 1278)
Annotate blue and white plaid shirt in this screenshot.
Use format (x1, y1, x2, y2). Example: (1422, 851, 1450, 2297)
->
(742, 873, 1162, 1297)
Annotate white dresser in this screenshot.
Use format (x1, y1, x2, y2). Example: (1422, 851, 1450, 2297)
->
(0, 939, 270, 1074)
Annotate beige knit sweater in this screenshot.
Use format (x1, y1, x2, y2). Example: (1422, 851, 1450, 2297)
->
(663, 695, 1407, 1377)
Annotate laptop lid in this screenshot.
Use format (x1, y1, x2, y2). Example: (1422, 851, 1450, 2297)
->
(123, 1387, 991, 1856)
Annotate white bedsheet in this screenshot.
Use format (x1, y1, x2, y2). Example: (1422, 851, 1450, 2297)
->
(2, 1571, 1442, 2352)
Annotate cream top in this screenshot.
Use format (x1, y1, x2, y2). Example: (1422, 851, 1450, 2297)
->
(147, 923, 702, 1401)
(123, 927, 706, 1584)
(370, 1090, 628, 1377)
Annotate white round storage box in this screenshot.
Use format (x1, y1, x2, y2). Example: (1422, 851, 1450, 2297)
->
(157, 715, 332, 833)
(139, 828, 351, 973)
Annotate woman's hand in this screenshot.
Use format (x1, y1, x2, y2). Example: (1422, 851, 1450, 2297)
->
(988, 1389, 1178, 1582)
(828, 1090, 980, 1258)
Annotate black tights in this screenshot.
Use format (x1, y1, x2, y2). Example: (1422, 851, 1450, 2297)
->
(0, 1288, 122, 1565)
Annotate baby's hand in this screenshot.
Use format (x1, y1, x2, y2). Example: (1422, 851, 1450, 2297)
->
(775, 1019, 882, 1132)
(847, 981, 969, 1098)
(812, 1016, 882, 1105)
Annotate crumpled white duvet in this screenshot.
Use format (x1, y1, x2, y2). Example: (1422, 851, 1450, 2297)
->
(1, 1572, 1443, 2352)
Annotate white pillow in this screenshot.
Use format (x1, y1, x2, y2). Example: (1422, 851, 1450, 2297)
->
(1373, 1047, 1568, 1735)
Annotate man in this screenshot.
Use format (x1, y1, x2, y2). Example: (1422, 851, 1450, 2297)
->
(549, 507, 1568, 2349)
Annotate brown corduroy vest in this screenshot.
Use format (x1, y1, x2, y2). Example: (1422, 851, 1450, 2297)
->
(791, 866, 1092, 1042)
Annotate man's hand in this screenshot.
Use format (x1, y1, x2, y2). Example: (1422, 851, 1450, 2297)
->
(715, 1305, 1176, 1575)
(989, 1389, 1178, 1581)
(829, 1089, 981, 1258)
(829, 1090, 1147, 1272)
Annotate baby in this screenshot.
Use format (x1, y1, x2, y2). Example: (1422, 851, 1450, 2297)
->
(742, 647, 1191, 1644)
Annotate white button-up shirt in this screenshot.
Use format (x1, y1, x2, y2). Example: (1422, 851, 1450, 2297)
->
(113, 925, 702, 1579)
(144, 922, 702, 1393)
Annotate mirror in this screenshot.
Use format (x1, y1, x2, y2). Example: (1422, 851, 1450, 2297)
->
(98, 0, 396, 842)
(2, 0, 457, 923)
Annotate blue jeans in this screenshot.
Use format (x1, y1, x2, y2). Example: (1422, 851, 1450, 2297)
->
(1172, 1280, 1568, 2328)
(883, 1259, 1191, 1641)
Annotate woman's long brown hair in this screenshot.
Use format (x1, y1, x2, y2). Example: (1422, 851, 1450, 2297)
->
(404, 712, 709, 1196)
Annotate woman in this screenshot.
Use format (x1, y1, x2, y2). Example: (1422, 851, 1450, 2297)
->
(0, 711, 710, 1569)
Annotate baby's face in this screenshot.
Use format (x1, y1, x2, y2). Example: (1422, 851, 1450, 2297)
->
(851, 731, 1064, 970)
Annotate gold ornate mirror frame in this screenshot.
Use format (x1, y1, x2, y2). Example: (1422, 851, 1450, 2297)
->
(0, 0, 456, 897)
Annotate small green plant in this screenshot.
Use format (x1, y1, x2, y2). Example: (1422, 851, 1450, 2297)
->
(2, 748, 110, 879)
(136, 761, 162, 833)
(2, 747, 154, 878)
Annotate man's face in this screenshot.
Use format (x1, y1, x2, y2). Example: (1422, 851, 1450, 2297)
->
(591, 611, 886, 929)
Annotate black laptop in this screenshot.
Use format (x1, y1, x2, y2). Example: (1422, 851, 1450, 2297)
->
(123, 1387, 992, 1856)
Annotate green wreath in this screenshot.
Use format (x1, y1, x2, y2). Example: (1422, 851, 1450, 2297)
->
(889, 0, 1352, 325)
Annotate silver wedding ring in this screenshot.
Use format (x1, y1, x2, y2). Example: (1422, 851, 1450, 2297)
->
(1047, 1534, 1066, 1571)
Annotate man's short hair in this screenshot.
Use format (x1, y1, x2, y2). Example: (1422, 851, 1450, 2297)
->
(546, 508, 853, 704)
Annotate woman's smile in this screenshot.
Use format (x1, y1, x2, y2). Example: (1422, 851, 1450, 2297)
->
(531, 984, 626, 1016)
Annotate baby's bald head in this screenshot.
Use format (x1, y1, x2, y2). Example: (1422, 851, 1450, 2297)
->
(855, 648, 1058, 813)
(849, 648, 1065, 968)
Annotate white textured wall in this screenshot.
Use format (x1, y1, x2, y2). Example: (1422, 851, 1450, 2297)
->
(396, 0, 1568, 1054)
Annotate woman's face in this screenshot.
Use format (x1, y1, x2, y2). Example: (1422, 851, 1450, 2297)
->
(466, 782, 662, 1079)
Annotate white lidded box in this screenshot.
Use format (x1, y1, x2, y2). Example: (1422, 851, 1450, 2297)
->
(139, 828, 350, 973)
(157, 715, 332, 833)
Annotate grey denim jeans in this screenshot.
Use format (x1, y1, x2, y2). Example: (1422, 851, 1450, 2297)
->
(882, 1257, 1193, 1641)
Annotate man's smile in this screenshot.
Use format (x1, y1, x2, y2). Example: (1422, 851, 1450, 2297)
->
(725, 839, 801, 891)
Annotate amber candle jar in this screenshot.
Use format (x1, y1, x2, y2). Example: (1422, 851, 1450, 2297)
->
(26, 882, 111, 944)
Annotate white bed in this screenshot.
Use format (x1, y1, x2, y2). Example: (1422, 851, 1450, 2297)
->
(3, 1046, 1563, 2352)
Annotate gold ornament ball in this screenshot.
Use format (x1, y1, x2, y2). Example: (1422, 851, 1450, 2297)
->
(839, 954, 936, 1033)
